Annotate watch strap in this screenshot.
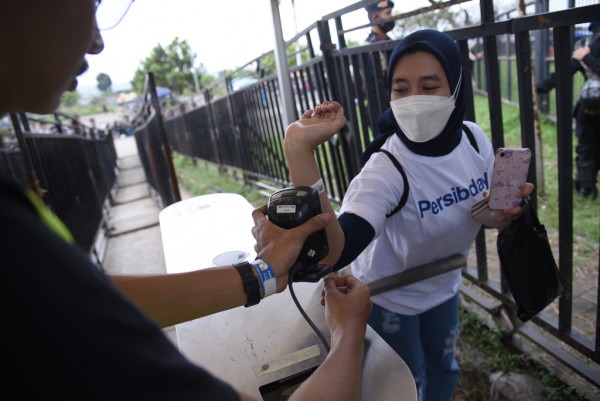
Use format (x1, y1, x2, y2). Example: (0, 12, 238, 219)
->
(234, 262, 260, 307)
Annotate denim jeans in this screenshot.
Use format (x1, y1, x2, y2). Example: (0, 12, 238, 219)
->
(368, 293, 460, 401)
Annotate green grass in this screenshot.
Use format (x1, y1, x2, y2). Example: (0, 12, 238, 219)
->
(59, 104, 110, 116)
(173, 155, 266, 207)
(459, 307, 589, 401)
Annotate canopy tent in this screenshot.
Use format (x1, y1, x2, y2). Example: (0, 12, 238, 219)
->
(155, 86, 172, 99)
(116, 91, 139, 104)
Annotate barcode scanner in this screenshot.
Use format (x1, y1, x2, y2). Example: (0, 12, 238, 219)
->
(267, 186, 331, 282)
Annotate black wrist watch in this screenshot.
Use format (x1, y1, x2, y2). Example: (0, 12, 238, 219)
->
(234, 261, 260, 307)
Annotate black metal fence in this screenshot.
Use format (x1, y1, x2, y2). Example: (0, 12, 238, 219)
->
(154, 0, 599, 392)
(0, 113, 118, 263)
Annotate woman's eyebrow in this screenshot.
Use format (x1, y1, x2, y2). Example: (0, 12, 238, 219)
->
(421, 74, 443, 82)
(391, 77, 408, 84)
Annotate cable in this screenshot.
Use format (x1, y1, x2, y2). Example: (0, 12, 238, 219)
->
(288, 263, 331, 353)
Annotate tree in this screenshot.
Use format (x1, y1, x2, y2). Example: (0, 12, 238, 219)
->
(391, 0, 493, 36)
(60, 90, 80, 108)
(258, 43, 310, 77)
(96, 72, 112, 93)
(131, 37, 211, 95)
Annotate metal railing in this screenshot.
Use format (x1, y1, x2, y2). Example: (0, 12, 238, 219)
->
(1, 113, 118, 264)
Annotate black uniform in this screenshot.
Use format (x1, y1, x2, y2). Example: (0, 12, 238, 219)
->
(365, 30, 391, 44)
(0, 176, 240, 400)
(537, 31, 600, 199)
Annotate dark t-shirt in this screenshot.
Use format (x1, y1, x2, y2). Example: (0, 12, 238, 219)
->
(365, 30, 391, 44)
(0, 177, 240, 400)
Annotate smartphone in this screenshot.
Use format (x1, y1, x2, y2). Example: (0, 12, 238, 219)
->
(488, 148, 531, 210)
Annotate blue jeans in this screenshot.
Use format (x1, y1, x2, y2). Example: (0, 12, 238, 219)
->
(368, 293, 460, 401)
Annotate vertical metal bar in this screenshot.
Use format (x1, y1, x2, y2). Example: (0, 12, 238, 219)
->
(480, 0, 505, 149)
(552, 26, 574, 334)
(9, 113, 43, 197)
(514, 30, 538, 208)
(146, 72, 181, 205)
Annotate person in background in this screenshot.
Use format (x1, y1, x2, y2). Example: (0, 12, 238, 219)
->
(361, 1, 397, 124)
(0, 1, 373, 400)
(364, 0, 396, 44)
(468, 38, 484, 89)
(537, 22, 600, 200)
(283, 30, 533, 401)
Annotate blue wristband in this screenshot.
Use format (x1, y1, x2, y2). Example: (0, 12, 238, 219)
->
(252, 258, 276, 297)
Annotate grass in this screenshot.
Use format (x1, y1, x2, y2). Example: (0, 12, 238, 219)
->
(458, 308, 589, 401)
(173, 155, 266, 207)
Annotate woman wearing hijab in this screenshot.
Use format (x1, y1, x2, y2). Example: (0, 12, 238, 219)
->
(283, 29, 532, 400)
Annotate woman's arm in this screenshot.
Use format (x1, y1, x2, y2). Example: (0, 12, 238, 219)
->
(283, 101, 348, 266)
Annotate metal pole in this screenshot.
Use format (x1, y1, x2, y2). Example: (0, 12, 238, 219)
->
(367, 254, 466, 296)
(9, 113, 43, 197)
(269, 0, 296, 128)
(146, 72, 181, 205)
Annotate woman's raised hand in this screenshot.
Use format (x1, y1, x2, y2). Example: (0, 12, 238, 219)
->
(285, 100, 347, 151)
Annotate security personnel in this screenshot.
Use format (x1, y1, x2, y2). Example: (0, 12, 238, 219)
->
(537, 22, 600, 199)
(364, 1, 395, 44)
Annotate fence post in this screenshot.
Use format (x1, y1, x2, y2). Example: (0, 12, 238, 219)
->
(9, 113, 43, 197)
(146, 72, 181, 206)
(316, 19, 361, 179)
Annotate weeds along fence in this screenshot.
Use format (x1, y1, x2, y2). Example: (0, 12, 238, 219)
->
(152, 0, 600, 391)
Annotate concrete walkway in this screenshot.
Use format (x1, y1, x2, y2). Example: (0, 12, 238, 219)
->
(101, 136, 167, 277)
(100, 135, 189, 341)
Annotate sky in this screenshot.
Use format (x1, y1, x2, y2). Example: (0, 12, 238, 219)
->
(79, 0, 430, 92)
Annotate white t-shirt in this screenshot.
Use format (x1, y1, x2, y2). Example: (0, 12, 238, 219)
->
(344, 121, 495, 315)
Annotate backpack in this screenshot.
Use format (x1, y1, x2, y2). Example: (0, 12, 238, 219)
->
(374, 123, 479, 218)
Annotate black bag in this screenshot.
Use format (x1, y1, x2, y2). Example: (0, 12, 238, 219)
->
(496, 198, 565, 322)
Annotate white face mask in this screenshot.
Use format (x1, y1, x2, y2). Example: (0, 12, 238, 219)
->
(390, 73, 461, 143)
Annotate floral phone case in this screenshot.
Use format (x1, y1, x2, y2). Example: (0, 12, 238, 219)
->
(488, 148, 531, 210)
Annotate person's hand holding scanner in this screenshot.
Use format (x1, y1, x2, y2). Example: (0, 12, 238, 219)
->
(251, 204, 332, 292)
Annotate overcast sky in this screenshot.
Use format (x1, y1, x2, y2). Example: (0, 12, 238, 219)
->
(79, 0, 430, 92)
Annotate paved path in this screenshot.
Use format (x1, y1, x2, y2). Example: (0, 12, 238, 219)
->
(101, 136, 190, 342)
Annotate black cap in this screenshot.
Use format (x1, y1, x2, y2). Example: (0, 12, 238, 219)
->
(365, 0, 394, 13)
(589, 22, 600, 32)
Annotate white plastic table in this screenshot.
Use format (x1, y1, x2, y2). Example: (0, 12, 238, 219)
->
(159, 193, 417, 401)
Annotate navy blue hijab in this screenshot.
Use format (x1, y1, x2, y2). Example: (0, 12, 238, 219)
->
(362, 29, 467, 163)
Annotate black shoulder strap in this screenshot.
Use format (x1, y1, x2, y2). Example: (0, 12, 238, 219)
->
(376, 149, 409, 218)
(376, 123, 479, 218)
(462, 123, 479, 153)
